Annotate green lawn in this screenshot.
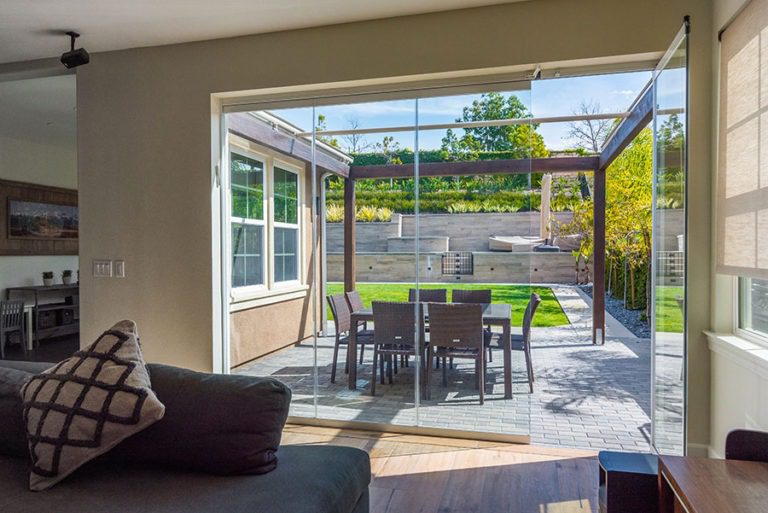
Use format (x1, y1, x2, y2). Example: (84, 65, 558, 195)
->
(655, 286, 684, 333)
(326, 282, 569, 327)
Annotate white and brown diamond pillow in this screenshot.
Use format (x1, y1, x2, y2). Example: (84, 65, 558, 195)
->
(20, 320, 165, 491)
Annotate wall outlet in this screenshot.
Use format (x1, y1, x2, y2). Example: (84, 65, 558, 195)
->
(93, 260, 112, 277)
(114, 260, 125, 278)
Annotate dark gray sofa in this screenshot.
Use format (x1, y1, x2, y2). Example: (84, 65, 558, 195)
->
(0, 361, 370, 513)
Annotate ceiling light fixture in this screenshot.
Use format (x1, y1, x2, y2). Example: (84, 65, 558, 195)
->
(60, 31, 89, 69)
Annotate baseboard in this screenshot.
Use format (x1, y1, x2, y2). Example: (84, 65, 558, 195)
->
(687, 442, 710, 457)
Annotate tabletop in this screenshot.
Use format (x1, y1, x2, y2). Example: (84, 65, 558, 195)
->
(351, 303, 512, 324)
(659, 455, 768, 513)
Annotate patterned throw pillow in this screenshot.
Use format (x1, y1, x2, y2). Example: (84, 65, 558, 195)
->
(20, 320, 165, 491)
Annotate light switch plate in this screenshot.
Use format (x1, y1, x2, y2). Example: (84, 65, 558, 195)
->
(93, 259, 112, 277)
(114, 260, 125, 278)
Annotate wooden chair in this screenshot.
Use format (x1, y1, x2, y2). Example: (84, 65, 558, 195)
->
(408, 288, 447, 303)
(326, 294, 374, 384)
(725, 429, 768, 462)
(345, 290, 369, 363)
(426, 303, 486, 404)
(451, 289, 494, 362)
(0, 300, 26, 359)
(370, 301, 425, 396)
(510, 293, 541, 393)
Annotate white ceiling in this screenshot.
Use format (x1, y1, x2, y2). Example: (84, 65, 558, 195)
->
(0, 75, 76, 147)
(0, 0, 526, 65)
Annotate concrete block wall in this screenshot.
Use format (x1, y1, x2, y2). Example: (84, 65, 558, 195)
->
(327, 251, 586, 284)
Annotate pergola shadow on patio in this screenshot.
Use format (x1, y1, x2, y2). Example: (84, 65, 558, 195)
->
(236, 286, 676, 452)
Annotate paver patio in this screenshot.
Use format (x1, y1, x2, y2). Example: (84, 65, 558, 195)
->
(235, 286, 683, 453)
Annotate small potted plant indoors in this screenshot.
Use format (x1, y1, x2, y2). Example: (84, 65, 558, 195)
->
(62, 270, 73, 285)
(42, 271, 54, 286)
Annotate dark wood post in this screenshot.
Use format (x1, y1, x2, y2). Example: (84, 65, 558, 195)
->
(343, 178, 356, 293)
(593, 168, 606, 345)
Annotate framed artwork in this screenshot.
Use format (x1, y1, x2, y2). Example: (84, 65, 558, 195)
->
(8, 199, 78, 240)
(0, 179, 78, 256)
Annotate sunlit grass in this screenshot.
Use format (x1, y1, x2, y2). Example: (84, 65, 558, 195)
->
(655, 286, 684, 333)
(325, 282, 569, 327)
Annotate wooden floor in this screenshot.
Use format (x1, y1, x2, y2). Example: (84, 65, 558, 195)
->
(282, 425, 600, 513)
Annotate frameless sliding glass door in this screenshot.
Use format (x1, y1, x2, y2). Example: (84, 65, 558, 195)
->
(651, 21, 688, 455)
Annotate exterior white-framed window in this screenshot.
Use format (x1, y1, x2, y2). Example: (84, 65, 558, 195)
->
(230, 149, 267, 293)
(227, 139, 305, 303)
(271, 162, 301, 288)
(737, 277, 768, 345)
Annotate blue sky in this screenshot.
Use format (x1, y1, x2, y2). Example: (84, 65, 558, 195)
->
(266, 70, 652, 152)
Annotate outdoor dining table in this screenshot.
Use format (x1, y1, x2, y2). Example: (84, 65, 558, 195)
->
(348, 302, 514, 399)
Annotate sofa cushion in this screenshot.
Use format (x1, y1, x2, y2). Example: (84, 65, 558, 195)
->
(104, 364, 291, 475)
(0, 367, 36, 458)
(0, 445, 371, 513)
(20, 320, 165, 490)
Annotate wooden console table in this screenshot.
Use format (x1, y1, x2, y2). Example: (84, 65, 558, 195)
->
(6, 284, 79, 346)
(659, 455, 768, 513)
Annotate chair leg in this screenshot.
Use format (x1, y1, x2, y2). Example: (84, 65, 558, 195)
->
(359, 344, 365, 364)
(450, 357, 454, 369)
(479, 356, 485, 405)
(394, 354, 398, 374)
(387, 355, 393, 384)
(380, 352, 386, 385)
(330, 337, 340, 384)
(474, 358, 480, 389)
(371, 347, 378, 396)
(488, 345, 493, 363)
(442, 356, 448, 387)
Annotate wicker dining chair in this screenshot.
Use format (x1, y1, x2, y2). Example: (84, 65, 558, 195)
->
(345, 290, 369, 340)
(370, 301, 425, 396)
(0, 300, 26, 359)
(408, 288, 447, 303)
(327, 294, 374, 383)
(451, 289, 494, 362)
(511, 293, 541, 393)
(426, 303, 486, 404)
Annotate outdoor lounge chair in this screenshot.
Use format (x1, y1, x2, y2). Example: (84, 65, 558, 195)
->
(426, 303, 486, 404)
(370, 301, 425, 396)
(327, 294, 375, 383)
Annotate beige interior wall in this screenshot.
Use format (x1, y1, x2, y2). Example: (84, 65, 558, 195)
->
(708, 0, 757, 456)
(72, 0, 714, 449)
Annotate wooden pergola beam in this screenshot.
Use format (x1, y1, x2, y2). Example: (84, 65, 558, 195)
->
(343, 178, 356, 293)
(592, 169, 606, 345)
(598, 85, 653, 170)
(228, 113, 350, 177)
(349, 156, 599, 180)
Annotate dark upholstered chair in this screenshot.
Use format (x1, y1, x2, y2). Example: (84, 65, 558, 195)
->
(0, 300, 25, 359)
(451, 289, 494, 362)
(326, 294, 374, 383)
(426, 303, 486, 404)
(408, 288, 447, 303)
(725, 429, 768, 462)
(370, 301, 424, 396)
(510, 293, 541, 393)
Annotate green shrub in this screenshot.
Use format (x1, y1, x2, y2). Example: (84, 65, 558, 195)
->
(355, 206, 378, 222)
(326, 204, 344, 223)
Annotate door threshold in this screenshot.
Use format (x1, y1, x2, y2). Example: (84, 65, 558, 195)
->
(286, 416, 531, 445)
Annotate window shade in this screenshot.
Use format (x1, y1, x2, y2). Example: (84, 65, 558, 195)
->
(717, 0, 768, 279)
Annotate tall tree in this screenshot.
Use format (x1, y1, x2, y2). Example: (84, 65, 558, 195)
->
(315, 114, 339, 148)
(341, 117, 373, 154)
(566, 100, 613, 153)
(441, 92, 549, 158)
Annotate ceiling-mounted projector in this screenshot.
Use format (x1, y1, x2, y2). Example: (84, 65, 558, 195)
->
(61, 31, 89, 69)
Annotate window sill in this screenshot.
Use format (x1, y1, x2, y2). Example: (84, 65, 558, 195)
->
(230, 285, 309, 312)
(706, 331, 768, 379)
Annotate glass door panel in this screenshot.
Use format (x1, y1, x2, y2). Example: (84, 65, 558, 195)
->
(413, 88, 533, 440)
(652, 23, 688, 455)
